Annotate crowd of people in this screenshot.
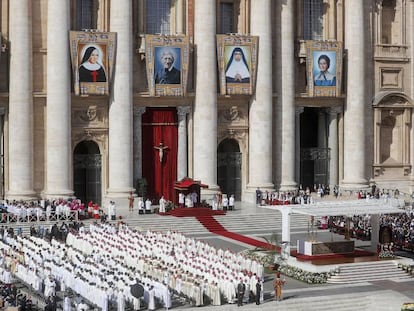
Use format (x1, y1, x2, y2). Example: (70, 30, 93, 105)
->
(0, 218, 265, 310)
(0, 199, 96, 223)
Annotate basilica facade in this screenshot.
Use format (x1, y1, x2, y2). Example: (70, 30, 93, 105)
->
(0, 0, 413, 209)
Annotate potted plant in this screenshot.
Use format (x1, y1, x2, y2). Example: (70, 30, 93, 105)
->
(135, 178, 148, 198)
(248, 231, 281, 271)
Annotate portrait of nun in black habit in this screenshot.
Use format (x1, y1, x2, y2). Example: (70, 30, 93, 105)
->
(78, 46, 107, 83)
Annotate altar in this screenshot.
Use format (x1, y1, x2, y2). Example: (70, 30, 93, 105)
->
(297, 240, 355, 256)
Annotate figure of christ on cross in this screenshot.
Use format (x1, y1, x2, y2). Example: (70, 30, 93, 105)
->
(154, 142, 169, 163)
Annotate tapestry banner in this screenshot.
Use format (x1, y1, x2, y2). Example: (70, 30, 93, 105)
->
(217, 34, 259, 96)
(145, 35, 190, 97)
(69, 31, 116, 96)
(306, 41, 343, 97)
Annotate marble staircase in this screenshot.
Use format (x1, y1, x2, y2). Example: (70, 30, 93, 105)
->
(327, 260, 413, 284)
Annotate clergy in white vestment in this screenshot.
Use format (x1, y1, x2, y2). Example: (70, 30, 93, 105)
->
(63, 295, 71, 311)
(163, 285, 172, 310)
(148, 285, 156, 311)
(44, 275, 57, 297)
(159, 196, 166, 214)
(117, 290, 126, 311)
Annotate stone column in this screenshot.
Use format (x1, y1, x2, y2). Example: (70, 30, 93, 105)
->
(0, 109, 5, 199)
(193, 0, 218, 195)
(176, 0, 184, 34)
(342, 0, 368, 189)
(328, 107, 340, 190)
(107, 0, 134, 205)
(177, 106, 191, 181)
(295, 107, 304, 184)
(133, 107, 146, 186)
(248, 0, 274, 193)
(317, 111, 327, 148)
(328, 0, 337, 40)
(45, 0, 73, 199)
(7, 0, 36, 199)
(278, 0, 297, 191)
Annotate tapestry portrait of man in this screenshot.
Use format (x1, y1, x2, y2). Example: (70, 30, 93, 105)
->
(154, 47, 182, 85)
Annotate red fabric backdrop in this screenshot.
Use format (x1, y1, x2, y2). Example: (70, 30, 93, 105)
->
(142, 108, 178, 202)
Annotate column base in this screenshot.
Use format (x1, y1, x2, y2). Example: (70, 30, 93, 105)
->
(340, 179, 369, 192)
(200, 184, 220, 203)
(42, 189, 75, 200)
(245, 183, 275, 204)
(279, 181, 298, 192)
(6, 190, 38, 201)
(105, 187, 135, 218)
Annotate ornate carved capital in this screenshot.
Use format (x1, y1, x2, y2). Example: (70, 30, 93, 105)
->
(177, 106, 191, 117)
(328, 106, 343, 115)
(134, 107, 146, 117)
(295, 107, 304, 115)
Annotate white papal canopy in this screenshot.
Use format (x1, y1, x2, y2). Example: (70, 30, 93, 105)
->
(263, 199, 405, 254)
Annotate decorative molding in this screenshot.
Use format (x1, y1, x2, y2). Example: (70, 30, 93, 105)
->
(79, 106, 98, 121)
(134, 107, 146, 117)
(73, 106, 105, 125)
(177, 105, 191, 117)
(380, 68, 403, 90)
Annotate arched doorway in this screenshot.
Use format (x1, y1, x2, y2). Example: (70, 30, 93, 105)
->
(217, 138, 241, 200)
(73, 141, 102, 205)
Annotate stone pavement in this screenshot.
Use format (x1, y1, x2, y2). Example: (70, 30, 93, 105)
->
(6, 198, 414, 310)
(116, 199, 414, 310)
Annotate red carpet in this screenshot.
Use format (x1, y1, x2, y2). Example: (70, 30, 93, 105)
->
(166, 208, 226, 217)
(196, 215, 277, 250)
(291, 249, 375, 261)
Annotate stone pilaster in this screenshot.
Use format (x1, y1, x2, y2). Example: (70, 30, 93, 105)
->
(278, 0, 297, 191)
(318, 111, 327, 148)
(342, 0, 368, 190)
(295, 107, 304, 185)
(193, 0, 218, 195)
(107, 0, 134, 204)
(7, 0, 36, 199)
(44, 0, 73, 199)
(248, 0, 274, 193)
(177, 106, 191, 181)
(133, 107, 146, 186)
(328, 107, 341, 190)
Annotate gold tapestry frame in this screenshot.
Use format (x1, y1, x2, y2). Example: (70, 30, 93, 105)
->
(217, 34, 259, 96)
(306, 41, 343, 97)
(69, 31, 116, 96)
(145, 35, 190, 97)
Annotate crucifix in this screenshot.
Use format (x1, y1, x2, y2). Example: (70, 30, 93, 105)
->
(154, 142, 169, 163)
(154, 142, 169, 198)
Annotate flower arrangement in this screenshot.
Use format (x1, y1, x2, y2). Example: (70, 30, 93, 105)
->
(398, 263, 414, 275)
(242, 249, 335, 284)
(277, 265, 332, 284)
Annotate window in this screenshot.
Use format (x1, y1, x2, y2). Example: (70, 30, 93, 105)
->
(219, 2, 234, 34)
(146, 0, 171, 34)
(303, 0, 323, 40)
(75, 0, 97, 30)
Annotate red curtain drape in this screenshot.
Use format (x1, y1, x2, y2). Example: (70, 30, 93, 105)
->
(142, 108, 178, 202)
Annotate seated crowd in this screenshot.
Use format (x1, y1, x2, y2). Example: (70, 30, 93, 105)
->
(0, 198, 107, 223)
(0, 220, 265, 310)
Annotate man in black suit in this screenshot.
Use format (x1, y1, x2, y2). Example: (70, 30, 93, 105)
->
(237, 279, 246, 307)
(155, 49, 181, 84)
